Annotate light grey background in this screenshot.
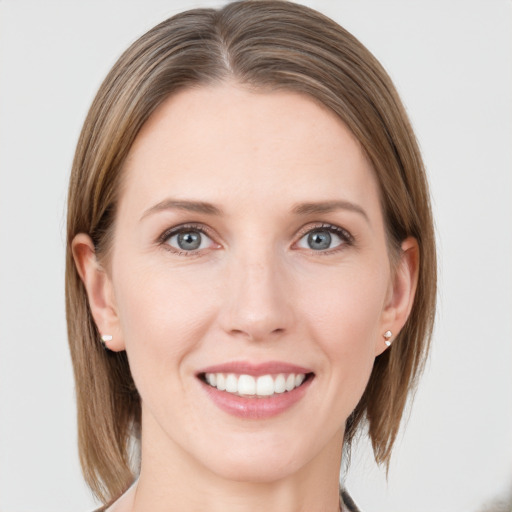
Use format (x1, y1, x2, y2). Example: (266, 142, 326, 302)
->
(0, 1, 511, 511)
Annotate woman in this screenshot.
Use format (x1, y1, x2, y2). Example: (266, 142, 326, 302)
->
(66, 1, 436, 510)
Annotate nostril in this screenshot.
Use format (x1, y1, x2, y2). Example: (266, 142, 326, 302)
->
(227, 327, 287, 343)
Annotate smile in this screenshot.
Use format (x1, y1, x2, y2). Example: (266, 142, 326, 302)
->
(197, 362, 315, 419)
(202, 372, 309, 397)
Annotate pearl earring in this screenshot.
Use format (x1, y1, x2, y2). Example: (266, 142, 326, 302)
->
(383, 330, 392, 347)
(101, 334, 113, 349)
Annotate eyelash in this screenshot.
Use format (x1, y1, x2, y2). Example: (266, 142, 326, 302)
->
(157, 223, 218, 257)
(157, 222, 355, 257)
(296, 222, 355, 255)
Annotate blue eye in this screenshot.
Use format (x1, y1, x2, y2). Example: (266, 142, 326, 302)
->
(296, 225, 351, 251)
(164, 227, 215, 253)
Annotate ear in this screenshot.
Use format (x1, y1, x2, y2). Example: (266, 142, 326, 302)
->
(375, 237, 420, 356)
(71, 233, 125, 351)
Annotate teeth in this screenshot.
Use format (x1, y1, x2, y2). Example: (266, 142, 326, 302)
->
(274, 374, 286, 393)
(225, 374, 238, 393)
(285, 374, 295, 391)
(217, 373, 226, 391)
(204, 372, 308, 397)
(238, 374, 256, 395)
(256, 375, 274, 396)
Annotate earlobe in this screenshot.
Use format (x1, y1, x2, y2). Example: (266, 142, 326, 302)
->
(376, 237, 420, 356)
(71, 233, 125, 352)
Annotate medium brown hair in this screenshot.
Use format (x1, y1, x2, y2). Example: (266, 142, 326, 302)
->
(66, 0, 436, 503)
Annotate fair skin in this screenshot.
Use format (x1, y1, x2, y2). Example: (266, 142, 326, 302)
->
(73, 83, 418, 512)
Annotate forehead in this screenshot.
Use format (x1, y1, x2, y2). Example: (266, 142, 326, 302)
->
(120, 83, 381, 219)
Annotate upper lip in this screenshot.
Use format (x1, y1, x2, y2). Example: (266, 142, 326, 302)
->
(197, 360, 313, 377)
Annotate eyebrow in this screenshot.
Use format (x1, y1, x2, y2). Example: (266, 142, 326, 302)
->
(140, 199, 223, 220)
(292, 200, 369, 222)
(140, 198, 369, 222)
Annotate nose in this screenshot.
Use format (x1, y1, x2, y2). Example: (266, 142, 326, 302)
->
(218, 250, 295, 343)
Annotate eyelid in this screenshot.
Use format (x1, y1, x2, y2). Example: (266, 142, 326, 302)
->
(293, 222, 355, 252)
(157, 223, 220, 255)
(156, 221, 354, 256)
(295, 222, 353, 241)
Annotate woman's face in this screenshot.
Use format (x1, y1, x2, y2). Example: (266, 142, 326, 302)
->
(92, 83, 406, 482)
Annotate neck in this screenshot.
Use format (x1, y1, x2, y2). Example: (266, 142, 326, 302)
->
(130, 413, 344, 512)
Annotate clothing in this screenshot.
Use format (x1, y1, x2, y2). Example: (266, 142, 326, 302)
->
(340, 487, 362, 512)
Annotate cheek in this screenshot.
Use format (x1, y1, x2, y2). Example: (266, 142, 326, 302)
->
(112, 261, 219, 383)
(298, 263, 388, 391)
(302, 259, 387, 334)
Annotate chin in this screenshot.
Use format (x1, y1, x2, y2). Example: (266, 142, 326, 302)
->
(193, 431, 317, 484)
(207, 455, 302, 484)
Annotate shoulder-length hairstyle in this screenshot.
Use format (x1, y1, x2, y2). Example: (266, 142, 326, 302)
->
(66, 0, 436, 503)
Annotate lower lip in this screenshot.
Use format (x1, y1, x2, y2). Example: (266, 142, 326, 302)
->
(200, 376, 313, 420)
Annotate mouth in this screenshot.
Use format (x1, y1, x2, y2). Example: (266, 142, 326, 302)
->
(196, 361, 315, 419)
(199, 371, 314, 398)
